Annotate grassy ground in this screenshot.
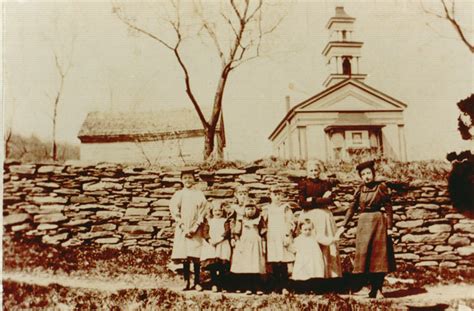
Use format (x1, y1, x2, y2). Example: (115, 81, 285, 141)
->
(3, 236, 474, 310)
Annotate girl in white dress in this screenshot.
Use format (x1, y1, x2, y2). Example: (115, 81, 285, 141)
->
(230, 201, 266, 295)
(263, 185, 295, 293)
(200, 200, 232, 292)
(291, 220, 340, 292)
(169, 169, 208, 291)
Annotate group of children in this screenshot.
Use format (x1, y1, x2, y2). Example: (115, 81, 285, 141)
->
(170, 159, 395, 298)
(169, 163, 344, 295)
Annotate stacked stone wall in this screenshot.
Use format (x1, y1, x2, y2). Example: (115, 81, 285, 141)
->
(3, 163, 473, 268)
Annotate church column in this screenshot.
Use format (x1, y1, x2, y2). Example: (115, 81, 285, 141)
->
(398, 124, 407, 161)
(286, 120, 293, 159)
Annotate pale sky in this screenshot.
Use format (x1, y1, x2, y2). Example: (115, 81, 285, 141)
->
(3, 0, 473, 161)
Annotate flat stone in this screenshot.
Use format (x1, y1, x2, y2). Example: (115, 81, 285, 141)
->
(42, 232, 69, 245)
(78, 231, 113, 240)
(448, 234, 470, 246)
(38, 205, 65, 214)
(401, 232, 450, 244)
(76, 176, 99, 183)
(428, 224, 452, 233)
(215, 168, 246, 175)
(33, 213, 67, 223)
(150, 199, 170, 207)
(36, 182, 60, 189)
(415, 261, 439, 267)
(83, 182, 123, 192)
(119, 225, 154, 234)
(128, 202, 149, 208)
(246, 183, 270, 190)
(70, 196, 97, 204)
(138, 220, 171, 227)
(132, 197, 156, 204)
(144, 183, 162, 190)
(37, 224, 59, 230)
(95, 237, 121, 244)
(126, 174, 160, 182)
(3, 213, 30, 226)
(9, 165, 36, 175)
(125, 208, 150, 216)
(439, 262, 457, 268)
(12, 223, 31, 232)
(256, 168, 278, 175)
(62, 238, 83, 247)
(204, 189, 234, 198)
(421, 254, 461, 261)
(150, 211, 171, 217)
(406, 208, 438, 220)
(395, 220, 423, 229)
(91, 224, 117, 231)
(64, 219, 92, 227)
(30, 196, 68, 205)
(454, 223, 474, 234)
(37, 165, 65, 174)
(54, 189, 81, 195)
(457, 246, 474, 256)
(238, 174, 260, 183)
(434, 245, 453, 252)
(395, 253, 420, 260)
(95, 211, 123, 219)
(445, 213, 467, 219)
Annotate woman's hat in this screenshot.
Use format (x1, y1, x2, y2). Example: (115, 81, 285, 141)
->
(356, 160, 375, 173)
(179, 166, 197, 178)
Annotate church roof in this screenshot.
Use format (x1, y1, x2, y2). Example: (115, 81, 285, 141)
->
(78, 107, 211, 143)
(268, 78, 407, 140)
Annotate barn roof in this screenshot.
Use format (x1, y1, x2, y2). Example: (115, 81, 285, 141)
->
(78, 107, 212, 143)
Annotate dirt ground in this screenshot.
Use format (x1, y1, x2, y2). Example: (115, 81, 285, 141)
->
(3, 269, 474, 310)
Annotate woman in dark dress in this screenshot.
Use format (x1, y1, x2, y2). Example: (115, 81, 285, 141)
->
(340, 160, 395, 298)
(297, 160, 342, 285)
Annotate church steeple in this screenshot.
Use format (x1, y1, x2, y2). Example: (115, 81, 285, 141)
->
(322, 7, 367, 88)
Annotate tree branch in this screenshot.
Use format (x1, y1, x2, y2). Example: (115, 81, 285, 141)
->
(440, 0, 474, 53)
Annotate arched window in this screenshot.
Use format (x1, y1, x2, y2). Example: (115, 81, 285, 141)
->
(342, 57, 351, 75)
(342, 30, 347, 41)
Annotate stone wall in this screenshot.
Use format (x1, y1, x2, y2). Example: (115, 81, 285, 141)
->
(3, 162, 473, 269)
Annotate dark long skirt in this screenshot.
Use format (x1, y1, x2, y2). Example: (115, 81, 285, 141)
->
(354, 212, 396, 273)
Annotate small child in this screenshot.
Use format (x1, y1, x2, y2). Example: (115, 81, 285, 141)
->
(230, 200, 266, 295)
(291, 220, 340, 292)
(263, 185, 295, 294)
(200, 200, 232, 292)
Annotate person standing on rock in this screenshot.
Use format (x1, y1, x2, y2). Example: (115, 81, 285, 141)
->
(339, 160, 396, 298)
(169, 169, 208, 291)
(297, 159, 342, 281)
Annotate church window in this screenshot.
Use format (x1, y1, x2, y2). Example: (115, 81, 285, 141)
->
(342, 30, 347, 41)
(342, 57, 351, 75)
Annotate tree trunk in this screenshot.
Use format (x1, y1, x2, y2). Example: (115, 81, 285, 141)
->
(204, 127, 215, 160)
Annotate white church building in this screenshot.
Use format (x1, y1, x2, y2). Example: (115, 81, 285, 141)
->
(269, 7, 408, 162)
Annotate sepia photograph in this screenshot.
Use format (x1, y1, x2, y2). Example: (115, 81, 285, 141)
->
(2, 0, 473, 310)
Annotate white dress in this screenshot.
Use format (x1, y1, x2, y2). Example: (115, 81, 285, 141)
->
(264, 203, 295, 263)
(291, 235, 325, 280)
(200, 218, 231, 263)
(297, 208, 342, 278)
(169, 188, 208, 260)
(230, 216, 265, 274)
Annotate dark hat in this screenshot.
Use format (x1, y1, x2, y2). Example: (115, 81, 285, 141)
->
(356, 160, 375, 173)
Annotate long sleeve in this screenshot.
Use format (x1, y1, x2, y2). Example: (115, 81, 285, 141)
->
(284, 205, 296, 236)
(169, 191, 181, 222)
(298, 179, 311, 209)
(379, 183, 393, 229)
(342, 187, 360, 228)
(315, 234, 335, 246)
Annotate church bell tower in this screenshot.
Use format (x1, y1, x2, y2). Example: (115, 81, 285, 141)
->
(322, 7, 367, 88)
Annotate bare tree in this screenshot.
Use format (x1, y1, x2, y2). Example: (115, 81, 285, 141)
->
(422, 0, 473, 53)
(113, 0, 286, 160)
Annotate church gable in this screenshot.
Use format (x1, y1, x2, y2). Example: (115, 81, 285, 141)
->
(296, 81, 406, 112)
